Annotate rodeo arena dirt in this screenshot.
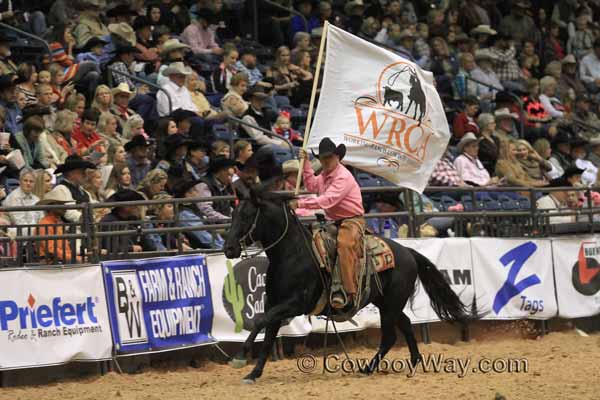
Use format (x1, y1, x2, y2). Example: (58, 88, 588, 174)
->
(2, 0, 600, 399)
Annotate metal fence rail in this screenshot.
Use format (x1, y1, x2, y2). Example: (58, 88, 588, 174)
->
(1, 186, 600, 267)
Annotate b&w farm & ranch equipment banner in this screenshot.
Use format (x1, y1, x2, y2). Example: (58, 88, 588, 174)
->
(1, 238, 599, 369)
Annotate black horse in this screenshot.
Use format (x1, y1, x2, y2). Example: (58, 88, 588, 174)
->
(223, 182, 472, 383)
(406, 71, 426, 125)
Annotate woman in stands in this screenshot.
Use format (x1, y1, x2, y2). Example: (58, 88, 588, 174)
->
(495, 140, 548, 187)
(105, 163, 133, 198)
(272, 46, 313, 107)
(522, 78, 556, 143)
(32, 169, 53, 201)
(15, 63, 38, 107)
(107, 144, 127, 165)
(515, 139, 553, 185)
(91, 85, 114, 121)
(97, 113, 127, 149)
(476, 113, 500, 175)
(221, 72, 249, 116)
(137, 169, 168, 200)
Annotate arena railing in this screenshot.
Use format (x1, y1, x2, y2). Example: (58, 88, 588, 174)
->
(106, 66, 173, 115)
(0, 21, 52, 59)
(2, 186, 600, 267)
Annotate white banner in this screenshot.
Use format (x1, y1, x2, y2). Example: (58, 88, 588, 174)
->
(207, 255, 311, 342)
(0, 266, 112, 370)
(471, 239, 557, 320)
(308, 24, 450, 193)
(552, 238, 600, 318)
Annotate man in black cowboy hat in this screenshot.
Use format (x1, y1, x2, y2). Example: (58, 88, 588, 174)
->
(125, 135, 152, 187)
(0, 74, 21, 135)
(99, 189, 162, 254)
(172, 178, 225, 249)
(196, 155, 236, 220)
(549, 131, 578, 177)
(171, 108, 198, 136)
(53, 155, 96, 222)
(0, 34, 16, 76)
(292, 138, 365, 309)
(184, 140, 209, 180)
(240, 86, 285, 147)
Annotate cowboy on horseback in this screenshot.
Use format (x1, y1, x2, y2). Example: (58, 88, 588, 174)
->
(290, 137, 365, 310)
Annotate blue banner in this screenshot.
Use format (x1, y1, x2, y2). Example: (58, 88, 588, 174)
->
(102, 255, 215, 354)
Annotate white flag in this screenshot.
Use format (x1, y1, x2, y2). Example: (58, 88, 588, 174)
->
(307, 24, 451, 193)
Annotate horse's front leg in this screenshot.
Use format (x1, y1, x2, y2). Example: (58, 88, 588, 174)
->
(241, 297, 303, 383)
(230, 323, 263, 368)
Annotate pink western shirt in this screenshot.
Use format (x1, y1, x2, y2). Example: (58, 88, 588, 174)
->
(297, 160, 364, 220)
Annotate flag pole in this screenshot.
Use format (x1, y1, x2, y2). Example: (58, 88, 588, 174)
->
(294, 21, 329, 196)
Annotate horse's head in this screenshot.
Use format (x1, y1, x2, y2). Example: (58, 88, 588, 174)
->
(224, 178, 295, 259)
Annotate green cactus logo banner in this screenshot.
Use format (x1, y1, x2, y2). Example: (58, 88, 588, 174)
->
(222, 257, 269, 333)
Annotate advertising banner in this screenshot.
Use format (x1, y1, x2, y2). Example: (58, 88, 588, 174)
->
(471, 238, 557, 320)
(102, 255, 215, 354)
(552, 237, 600, 318)
(207, 255, 311, 342)
(0, 266, 112, 370)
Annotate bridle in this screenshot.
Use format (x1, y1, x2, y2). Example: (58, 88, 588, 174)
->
(238, 201, 290, 258)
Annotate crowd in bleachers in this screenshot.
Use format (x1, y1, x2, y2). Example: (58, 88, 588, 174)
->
(0, 0, 599, 257)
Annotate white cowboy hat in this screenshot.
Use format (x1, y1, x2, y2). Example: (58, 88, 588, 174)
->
(37, 187, 74, 205)
(282, 159, 300, 175)
(494, 107, 519, 120)
(561, 54, 577, 65)
(474, 48, 494, 62)
(457, 132, 479, 153)
(108, 23, 136, 46)
(470, 25, 497, 36)
(163, 62, 193, 76)
(111, 82, 134, 98)
(160, 39, 190, 57)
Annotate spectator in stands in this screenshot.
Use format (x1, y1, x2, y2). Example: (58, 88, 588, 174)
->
(543, 22, 565, 67)
(105, 163, 133, 198)
(2, 168, 43, 228)
(0, 34, 16, 76)
(157, 39, 190, 86)
(493, 108, 519, 143)
(367, 192, 404, 238)
(549, 131, 576, 176)
(32, 169, 53, 201)
(569, 10, 594, 60)
(533, 138, 562, 180)
(187, 72, 226, 121)
(196, 156, 236, 220)
(76, 37, 107, 65)
(430, 37, 458, 99)
(12, 115, 47, 169)
(184, 140, 209, 180)
(49, 24, 102, 103)
(98, 22, 138, 68)
(495, 140, 547, 187)
(34, 84, 57, 130)
(83, 168, 108, 204)
(272, 46, 313, 107)
(515, 139, 553, 184)
(41, 109, 77, 168)
(571, 139, 598, 186)
(559, 55, 586, 101)
(158, 62, 198, 117)
(291, 32, 313, 61)
(124, 135, 152, 187)
(52, 155, 96, 222)
(536, 177, 573, 224)
(390, 30, 416, 63)
(221, 72, 248, 116)
(97, 113, 126, 149)
(489, 32, 523, 92)
(156, 133, 190, 175)
(181, 8, 223, 64)
(499, 1, 539, 43)
(147, 193, 192, 251)
(108, 144, 126, 165)
(73, 1, 109, 47)
(137, 169, 168, 200)
(72, 109, 104, 156)
(91, 85, 114, 121)
(122, 114, 145, 139)
(573, 96, 600, 140)
(273, 112, 303, 145)
(210, 140, 230, 159)
(234, 140, 253, 166)
(579, 38, 600, 93)
(429, 147, 469, 187)
(99, 189, 155, 254)
(454, 133, 501, 187)
(0, 75, 22, 135)
(236, 49, 269, 88)
(452, 96, 480, 143)
(15, 64, 38, 107)
(36, 188, 81, 264)
(476, 113, 500, 175)
(539, 76, 567, 119)
(240, 86, 286, 147)
(291, 0, 320, 38)
(522, 78, 555, 143)
(110, 83, 140, 130)
(133, 16, 159, 64)
(470, 49, 503, 101)
(587, 138, 600, 167)
(172, 178, 224, 249)
(171, 109, 197, 136)
(211, 46, 239, 94)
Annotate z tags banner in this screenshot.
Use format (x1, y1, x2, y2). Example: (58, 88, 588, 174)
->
(208, 255, 311, 342)
(552, 237, 600, 318)
(102, 255, 215, 354)
(471, 238, 557, 320)
(0, 266, 112, 370)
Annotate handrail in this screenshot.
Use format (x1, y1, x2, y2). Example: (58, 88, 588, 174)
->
(107, 65, 173, 115)
(227, 115, 296, 154)
(261, 0, 308, 33)
(0, 22, 52, 59)
(464, 75, 525, 138)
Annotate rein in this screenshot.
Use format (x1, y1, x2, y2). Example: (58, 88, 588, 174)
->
(239, 202, 290, 258)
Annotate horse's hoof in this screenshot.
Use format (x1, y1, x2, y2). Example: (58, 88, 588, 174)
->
(229, 358, 247, 369)
(241, 378, 256, 385)
(358, 366, 373, 376)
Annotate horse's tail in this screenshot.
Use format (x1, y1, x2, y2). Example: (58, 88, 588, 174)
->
(408, 248, 472, 324)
